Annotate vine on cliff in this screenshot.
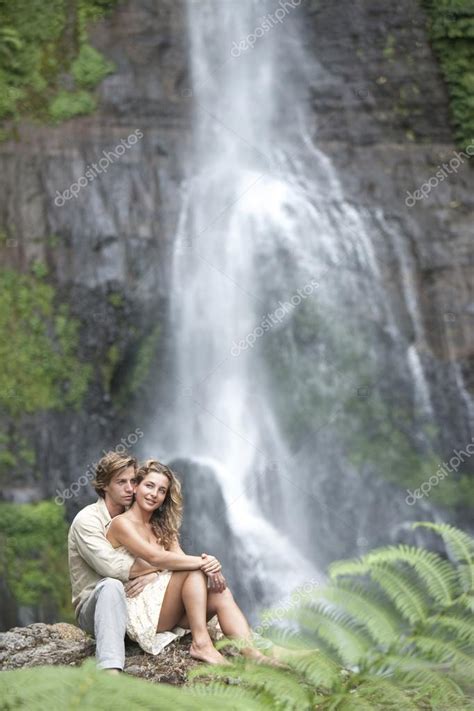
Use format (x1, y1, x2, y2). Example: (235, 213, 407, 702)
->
(423, 0, 474, 148)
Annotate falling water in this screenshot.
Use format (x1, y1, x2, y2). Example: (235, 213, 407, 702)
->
(149, 0, 473, 614)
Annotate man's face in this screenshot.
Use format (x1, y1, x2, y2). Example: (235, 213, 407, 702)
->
(103, 465, 136, 508)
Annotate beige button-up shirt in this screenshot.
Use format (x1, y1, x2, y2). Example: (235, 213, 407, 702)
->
(68, 497, 134, 617)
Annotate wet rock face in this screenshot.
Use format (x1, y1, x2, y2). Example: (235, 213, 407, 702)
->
(170, 458, 266, 618)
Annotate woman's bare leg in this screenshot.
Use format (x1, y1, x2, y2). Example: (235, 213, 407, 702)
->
(177, 587, 283, 665)
(156, 570, 227, 665)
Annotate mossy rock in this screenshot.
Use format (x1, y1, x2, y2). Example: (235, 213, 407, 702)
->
(0, 268, 92, 417)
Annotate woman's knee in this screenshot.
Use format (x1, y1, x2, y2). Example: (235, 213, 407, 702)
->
(209, 586, 234, 606)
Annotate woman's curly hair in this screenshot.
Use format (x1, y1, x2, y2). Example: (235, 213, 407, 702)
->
(135, 459, 183, 549)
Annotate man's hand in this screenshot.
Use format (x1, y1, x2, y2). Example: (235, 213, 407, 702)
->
(207, 571, 227, 593)
(124, 572, 157, 598)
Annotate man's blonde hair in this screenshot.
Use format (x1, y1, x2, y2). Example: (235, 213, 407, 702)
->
(92, 451, 137, 498)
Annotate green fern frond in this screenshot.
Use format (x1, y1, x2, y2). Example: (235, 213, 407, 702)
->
(375, 546, 456, 604)
(458, 564, 474, 593)
(370, 565, 429, 624)
(289, 604, 372, 666)
(412, 635, 474, 675)
(331, 695, 380, 710)
(428, 612, 474, 643)
(378, 653, 471, 707)
(413, 522, 474, 563)
(330, 543, 458, 606)
(189, 681, 273, 710)
(329, 556, 371, 579)
(348, 677, 420, 710)
(190, 661, 313, 710)
(397, 666, 469, 710)
(316, 580, 402, 647)
(277, 649, 342, 691)
(256, 625, 317, 651)
(414, 522, 474, 592)
(0, 660, 204, 710)
(457, 592, 474, 613)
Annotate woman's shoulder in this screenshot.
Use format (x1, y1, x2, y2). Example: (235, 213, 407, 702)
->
(106, 512, 133, 543)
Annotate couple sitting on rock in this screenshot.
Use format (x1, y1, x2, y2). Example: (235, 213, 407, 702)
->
(68, 452, 273, 672)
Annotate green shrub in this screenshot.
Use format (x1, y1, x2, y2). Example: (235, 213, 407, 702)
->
(0, 500, 73, 621)
(48, 88, 97, 122)
(0, 0, 118, 125)
(71, 43, 115, 88)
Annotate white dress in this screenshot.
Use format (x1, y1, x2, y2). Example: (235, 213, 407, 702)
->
(117, 546, 190, 655)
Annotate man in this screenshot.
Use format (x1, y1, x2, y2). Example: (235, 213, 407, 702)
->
(68, 452, 160, 672)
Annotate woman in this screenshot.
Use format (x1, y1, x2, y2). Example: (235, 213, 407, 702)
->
(106, 459, 273, 665)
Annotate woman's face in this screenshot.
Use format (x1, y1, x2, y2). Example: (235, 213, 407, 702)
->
(134, 471, 170, 513)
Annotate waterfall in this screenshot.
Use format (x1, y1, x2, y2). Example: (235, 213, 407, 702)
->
(146, 0, 472, 614)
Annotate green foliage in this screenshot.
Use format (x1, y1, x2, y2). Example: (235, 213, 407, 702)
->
(2, 523, 472, 710)
(101, 343, 121, 393)
(0, 501, 73, 621)
(423, 0, 474, 147)
(0, 430, 36, 482)
(0, 268, 92, 417)
(30, 259, 49, 279)
(48, 88, 97, 122)
(71, 43, 115, 88)
(0, 0, 118, 125)
(107, 291, 124, 308)
(115, 325, 161, 405)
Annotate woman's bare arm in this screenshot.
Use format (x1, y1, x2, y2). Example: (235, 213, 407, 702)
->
(107, 517, 220, 572)
(168, 535, 185, 555)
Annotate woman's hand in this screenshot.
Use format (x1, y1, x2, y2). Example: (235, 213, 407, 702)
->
(200, 553, 222, 574)
(207, 571, 227, 593)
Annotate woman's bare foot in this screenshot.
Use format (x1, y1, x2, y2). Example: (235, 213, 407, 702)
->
(241, 648, 288, 668)
(190, 639, 230, 665)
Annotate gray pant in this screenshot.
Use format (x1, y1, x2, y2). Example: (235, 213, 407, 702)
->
(77, 578, 127, 670)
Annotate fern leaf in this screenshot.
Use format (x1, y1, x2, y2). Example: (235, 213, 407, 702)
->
(350, 677, 420, 710)
(414, 522, 474, 592)
(190, 681, 273, 710)
(380, 653, 470, 707)
(331, 542, 458, 605)
(276, 649, 342, 691)
(411, 635, 474, 676)
(316, 580, 402, 647)
(370, 565, 429, 624)
(288, 604, 372, 666)
(190, 661, 313, 710)
(428, 612, 474, 643)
